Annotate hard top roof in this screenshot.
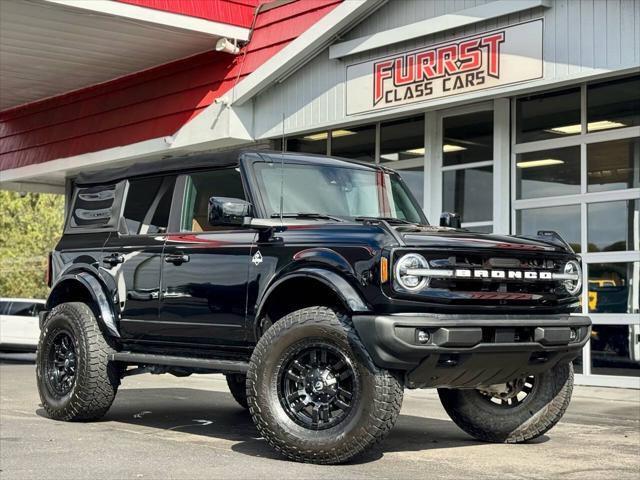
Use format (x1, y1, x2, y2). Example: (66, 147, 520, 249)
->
(74, 150, 385, 185)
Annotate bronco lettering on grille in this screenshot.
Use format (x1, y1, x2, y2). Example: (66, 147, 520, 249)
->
(456, 269, 553, 280)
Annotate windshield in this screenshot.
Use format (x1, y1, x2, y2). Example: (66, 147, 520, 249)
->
(252, 161, 426, 223)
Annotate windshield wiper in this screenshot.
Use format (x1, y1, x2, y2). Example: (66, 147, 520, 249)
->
(270, 212, 346, 222)
(355, 216, 414, 225)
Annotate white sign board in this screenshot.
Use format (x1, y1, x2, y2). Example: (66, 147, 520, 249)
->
(346, 20, 543, 115)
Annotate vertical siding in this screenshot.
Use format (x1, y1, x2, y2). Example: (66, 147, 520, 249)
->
(254, 0, 640, 139)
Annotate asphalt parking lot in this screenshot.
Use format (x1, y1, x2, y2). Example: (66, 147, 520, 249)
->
(1, 354, 638, 480)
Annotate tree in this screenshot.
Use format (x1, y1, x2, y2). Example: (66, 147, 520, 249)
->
(0, 190, 64, 299)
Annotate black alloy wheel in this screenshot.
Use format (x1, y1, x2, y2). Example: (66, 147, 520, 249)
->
(37, 302, 120, 421)
(477, 375, 537, 408)
(246, 306, 404, 464)
(45, 330, 77, 396)
(278, 343, 357, 430)
(438, 362, 574, 443)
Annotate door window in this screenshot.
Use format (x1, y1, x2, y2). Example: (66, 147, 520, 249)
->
(180, 168, 246, 232)
(123, 176, 176, 235)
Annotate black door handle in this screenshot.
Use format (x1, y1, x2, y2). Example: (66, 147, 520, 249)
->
(165, 253, 190, 265)
(102, 253, 125, 266)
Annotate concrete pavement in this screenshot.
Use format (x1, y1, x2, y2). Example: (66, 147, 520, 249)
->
(1, 354, 638, 479)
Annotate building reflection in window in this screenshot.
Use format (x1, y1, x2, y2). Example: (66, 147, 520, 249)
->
(516, 146, 581, 199)
(587, 138, 640, 193)
(331, 125, 375, 162)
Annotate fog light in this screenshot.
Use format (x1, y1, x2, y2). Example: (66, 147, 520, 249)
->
(417, 330, 430, 344)
(569, 328, 578, 342)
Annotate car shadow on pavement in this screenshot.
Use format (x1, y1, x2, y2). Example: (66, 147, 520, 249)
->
(35, 387, 505, 464)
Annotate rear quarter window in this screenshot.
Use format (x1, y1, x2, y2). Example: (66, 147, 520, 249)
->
(68, 182, 125, 231)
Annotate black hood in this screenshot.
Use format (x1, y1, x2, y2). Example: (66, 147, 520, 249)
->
(394, 225, 571, 253)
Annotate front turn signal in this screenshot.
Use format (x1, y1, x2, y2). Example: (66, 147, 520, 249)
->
(380, 257, 389, 284)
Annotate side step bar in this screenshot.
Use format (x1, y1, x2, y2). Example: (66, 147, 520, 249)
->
(109, 352, 249, 374)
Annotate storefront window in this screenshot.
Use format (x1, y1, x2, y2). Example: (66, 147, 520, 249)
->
(468, 225, 493, 234)
(587, 200, 639, 252)
(516, 88, 581, 143)
(442, 111, 493, 166)
(442, 166, 493, 223)
(331, 125, 375, 162)
(380, 116, 424, 163)
(587, 75, 640, 132)
(587, 138, 640, 192)
(516, 146, 581, 199)
(590, 324, 640, 377)
(516, 205, 581, 253)
(396, 166, 424, 207)
(286, 132, 327, 154)
(588, 262, 639, 314)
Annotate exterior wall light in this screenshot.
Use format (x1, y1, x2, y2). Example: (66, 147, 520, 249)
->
(216, 38, 241, 55)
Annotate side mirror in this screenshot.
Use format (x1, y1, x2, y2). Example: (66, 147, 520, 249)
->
(439, 212, 461, 229)
(208, 197, 252, 226)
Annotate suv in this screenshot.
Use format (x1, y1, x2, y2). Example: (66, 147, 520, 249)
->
(37, 150, 590, 464)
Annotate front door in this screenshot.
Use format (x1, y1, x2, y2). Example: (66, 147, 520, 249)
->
(101, 175, 176, 340)
(158, 167, 256, 347)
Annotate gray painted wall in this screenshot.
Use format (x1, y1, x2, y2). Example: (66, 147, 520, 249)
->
(252, 0, 640, 139)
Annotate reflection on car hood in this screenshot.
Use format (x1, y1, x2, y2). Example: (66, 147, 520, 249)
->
(394, 225, 568, 252)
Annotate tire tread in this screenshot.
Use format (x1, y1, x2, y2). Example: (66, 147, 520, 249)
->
(246, 306, 403, 464)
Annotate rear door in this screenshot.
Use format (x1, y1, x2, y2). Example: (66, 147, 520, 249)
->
(156, 167, 256, 347)
(101, 175, 176, 340)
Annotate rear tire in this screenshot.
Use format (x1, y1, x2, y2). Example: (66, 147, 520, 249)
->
(36, 302, 120, 421)
(226, 373, 248, 409)
(247, 307, 403, 464)
(438, 362, 573, 443)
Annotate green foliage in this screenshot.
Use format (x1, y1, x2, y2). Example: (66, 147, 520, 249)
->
(0, 190, 64, 299)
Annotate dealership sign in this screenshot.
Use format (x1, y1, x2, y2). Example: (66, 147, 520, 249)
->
(346, 20, 543, 115)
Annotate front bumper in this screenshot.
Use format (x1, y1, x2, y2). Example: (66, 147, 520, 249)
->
(352, 313, 591, 389)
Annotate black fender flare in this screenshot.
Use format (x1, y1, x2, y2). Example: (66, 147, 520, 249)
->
(255, 267, 370, 323)
(46, 272, 120, 338)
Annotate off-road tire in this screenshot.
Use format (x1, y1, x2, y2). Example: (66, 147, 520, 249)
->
(226, 373, 248, 409)
(36, 302, 120, 421)
(246, 306, 403, 464)
(438, 362, 574, 443)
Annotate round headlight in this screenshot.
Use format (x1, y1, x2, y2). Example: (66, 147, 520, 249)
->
(563, 260, 582, 296)
(394, 253, 428, 291)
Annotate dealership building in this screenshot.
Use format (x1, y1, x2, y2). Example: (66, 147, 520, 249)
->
(0, 0, 638, 387)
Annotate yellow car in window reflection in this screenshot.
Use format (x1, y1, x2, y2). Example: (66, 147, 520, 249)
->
(587, 279, 619, 311)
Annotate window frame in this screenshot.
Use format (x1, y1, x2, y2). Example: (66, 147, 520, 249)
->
(511, 76, 640, 384)
(169, 165, 251, 234)
(120, 175, 177, 236)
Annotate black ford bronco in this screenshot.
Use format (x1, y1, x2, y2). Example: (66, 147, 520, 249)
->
(37, 150, 590, 464)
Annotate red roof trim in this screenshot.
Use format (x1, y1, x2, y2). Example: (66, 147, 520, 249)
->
(114, 0, 260, 28)
(0, 0, 343, 171)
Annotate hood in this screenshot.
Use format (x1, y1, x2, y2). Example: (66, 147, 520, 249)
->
(395, 225, 570, 253)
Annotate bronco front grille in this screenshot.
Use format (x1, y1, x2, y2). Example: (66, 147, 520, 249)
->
(426, 254, 563, 295)
(392, 251, 575, 307)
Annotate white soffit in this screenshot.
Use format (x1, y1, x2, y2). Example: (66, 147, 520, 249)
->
(44, 0, 251, 40)
(329, 0, 551, 60)
(0, 0, 249, 109)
